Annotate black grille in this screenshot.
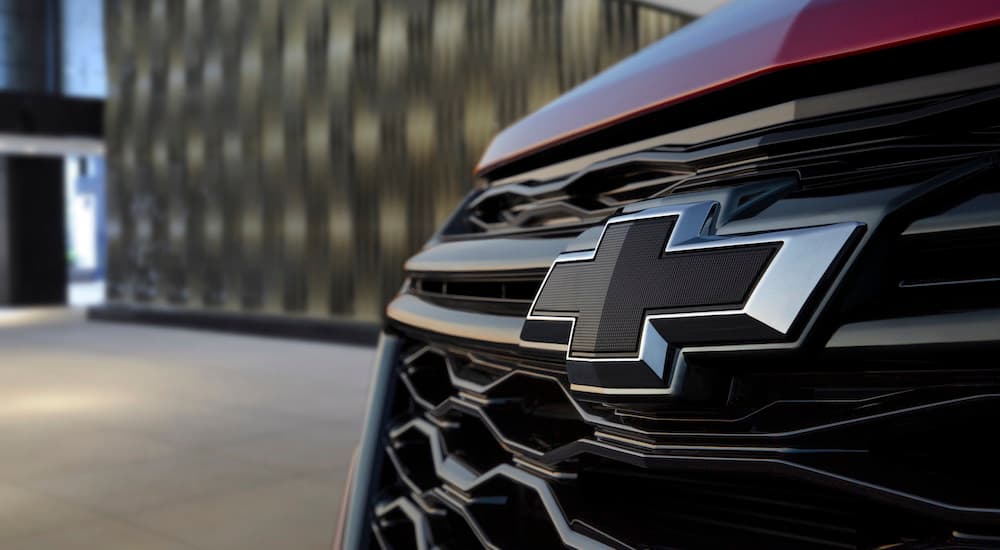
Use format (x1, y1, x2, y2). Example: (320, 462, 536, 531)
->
(364, 83, 1000, 549)
(368, 340, 1000, 549)
(408, 274, 544, 317)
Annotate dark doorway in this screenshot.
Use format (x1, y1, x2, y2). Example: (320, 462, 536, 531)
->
(0, 156, 67, 305)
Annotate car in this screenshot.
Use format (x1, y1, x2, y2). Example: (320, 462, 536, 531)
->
(338, 1, 1000, 547)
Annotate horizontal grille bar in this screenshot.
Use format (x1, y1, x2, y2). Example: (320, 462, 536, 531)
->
(406, 237, 571, 273)
(387, 294, 524, 348)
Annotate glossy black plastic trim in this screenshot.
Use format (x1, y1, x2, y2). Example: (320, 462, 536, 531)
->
(340, 334, 402, 550)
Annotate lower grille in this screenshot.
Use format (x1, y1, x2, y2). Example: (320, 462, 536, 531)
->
(365, 337, 1000, 549)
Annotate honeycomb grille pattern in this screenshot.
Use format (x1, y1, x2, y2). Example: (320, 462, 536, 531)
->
(369, 338, 1000, 549)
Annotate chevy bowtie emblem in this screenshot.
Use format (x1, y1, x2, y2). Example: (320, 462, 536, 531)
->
(520, 201, 861, 396)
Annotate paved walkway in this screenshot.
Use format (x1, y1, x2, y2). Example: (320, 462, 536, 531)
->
(0, 309, 374, 549)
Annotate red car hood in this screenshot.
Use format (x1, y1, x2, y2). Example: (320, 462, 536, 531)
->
(476, 0, 1000, 176)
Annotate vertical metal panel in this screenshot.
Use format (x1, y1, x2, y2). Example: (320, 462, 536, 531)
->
(201, 0, 225, 307)
(183, 0, 206, 305)
(164, 0, 188, 304)
(428, 0, 468, 229)
(304, 0, 331, 316)
(326, 0, 357, 317)
(282, 0, 308, 313)
(238, 0, 264, 310)
(148, 0, 169, 304)
(349, 1, 379, 322)
(258, 0, 283, 313)
(104, 0, 691, 322)
(219, 0, 244, 311)
(104, 0, 125, 302)
(130, 0, 154, 303)
(109, 0, 136, 302)
(561, 0, 602, 89)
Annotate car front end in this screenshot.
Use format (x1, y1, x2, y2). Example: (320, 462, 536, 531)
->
(339, 1, 1000, 548)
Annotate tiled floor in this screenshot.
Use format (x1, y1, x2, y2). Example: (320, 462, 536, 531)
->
(0, 309, 374, 549)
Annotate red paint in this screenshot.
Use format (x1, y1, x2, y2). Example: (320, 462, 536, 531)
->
(476, 0, 1000, 176)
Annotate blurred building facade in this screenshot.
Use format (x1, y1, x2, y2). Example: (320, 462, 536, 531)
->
(103, 0, 690, 323)
(0, 1, 104, 307)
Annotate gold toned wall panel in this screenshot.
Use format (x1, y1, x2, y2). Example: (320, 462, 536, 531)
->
(105, 0, 690, 322)
(104, 0, 127, 302)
